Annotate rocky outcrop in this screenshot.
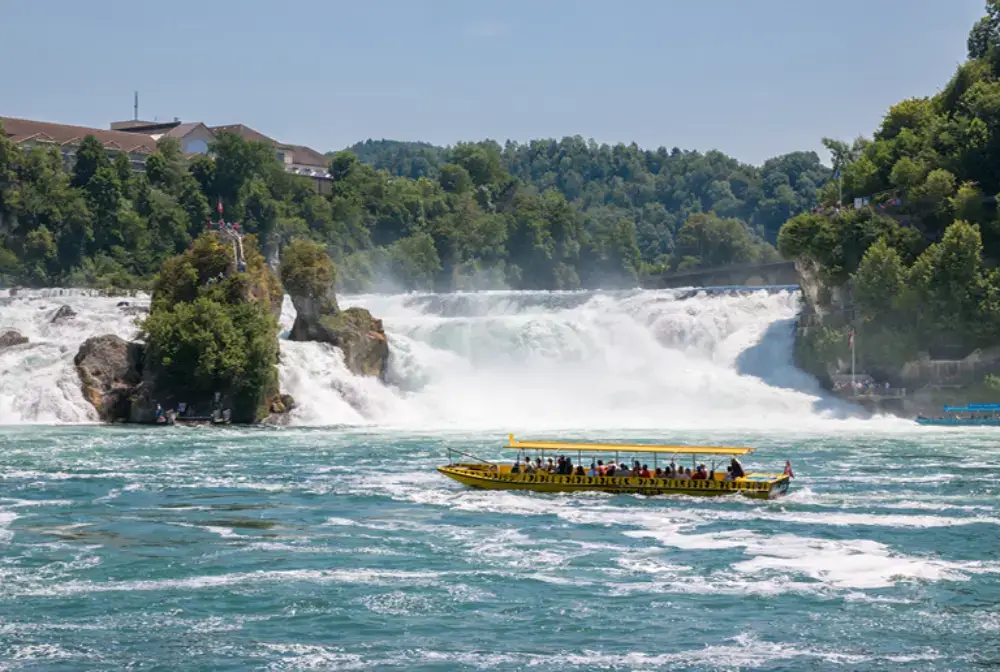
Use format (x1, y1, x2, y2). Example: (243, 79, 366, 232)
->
(0, 329, 28, 350)
(289, 300, 389, 379)
(50, 305, 77, 323)
(74, 335, 144, 422)
(282, 239, 389, 379)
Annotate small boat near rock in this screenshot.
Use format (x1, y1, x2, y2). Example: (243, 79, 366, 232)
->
(437, 435, 792, 500)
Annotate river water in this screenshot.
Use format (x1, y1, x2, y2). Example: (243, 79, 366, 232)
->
(0, 425, 998, 670)
(0, 288, 998, 669)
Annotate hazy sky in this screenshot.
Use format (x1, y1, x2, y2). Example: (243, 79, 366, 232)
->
(0, 0, 986, 165)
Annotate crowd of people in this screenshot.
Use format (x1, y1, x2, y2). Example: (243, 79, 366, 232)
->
(833, 379, 893, 394)
(509, 454, 749, 481)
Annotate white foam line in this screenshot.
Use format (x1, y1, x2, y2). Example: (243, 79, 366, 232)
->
(2, 568, 443, 598)
(257, 632, 944, 669)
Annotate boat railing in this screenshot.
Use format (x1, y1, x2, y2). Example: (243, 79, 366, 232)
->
(445, 447, 498, 467)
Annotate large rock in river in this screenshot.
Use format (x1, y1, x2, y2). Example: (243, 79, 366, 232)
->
(50, 305, 77, 323)
(291, 306, 389, 378)
(0, 329, 28, 350)
(74, 335, 143, 422)
(281, 239, 389, 379)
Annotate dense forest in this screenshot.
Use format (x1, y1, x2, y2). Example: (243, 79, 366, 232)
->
(346, 138, 832, 266)
(781, 0, 1000, 375)
(0, 114, 831, 292)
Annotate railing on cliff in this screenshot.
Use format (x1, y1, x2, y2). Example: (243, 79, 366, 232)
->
(837, 387, 907, 399)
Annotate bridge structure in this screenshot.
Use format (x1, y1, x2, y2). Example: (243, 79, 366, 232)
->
(642, 260, 800, 291)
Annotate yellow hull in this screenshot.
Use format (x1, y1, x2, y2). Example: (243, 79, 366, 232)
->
(437, 464, 790, 500)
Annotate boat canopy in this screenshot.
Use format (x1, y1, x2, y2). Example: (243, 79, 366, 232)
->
(943, 403, 1000, 412)
(507, 435, 755, 456)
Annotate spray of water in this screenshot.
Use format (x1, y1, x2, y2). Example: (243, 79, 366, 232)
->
(1, 287, 892, 430)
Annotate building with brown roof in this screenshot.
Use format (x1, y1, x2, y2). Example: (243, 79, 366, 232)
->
(1, 116, 157, 172)
(208, 123, 332, 193)
(0, 113, 331, 193)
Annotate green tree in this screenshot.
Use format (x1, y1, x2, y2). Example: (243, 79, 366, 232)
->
(674, 213, 758, 268)
(280, 238, 336, 300)
(852, 238, 906, 321)
(71, 136, 110, 188)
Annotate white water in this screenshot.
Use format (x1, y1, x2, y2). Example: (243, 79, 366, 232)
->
(0, 287, 896, 430)
(0, 290, 145, 424)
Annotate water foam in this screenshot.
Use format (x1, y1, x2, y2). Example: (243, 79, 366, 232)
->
(1, 286, 887, 430)
(280, 288, 883, 431)
(0, 289, 145, 424)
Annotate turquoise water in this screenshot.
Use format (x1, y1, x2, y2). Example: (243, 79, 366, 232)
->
(1, 425, 998, 670)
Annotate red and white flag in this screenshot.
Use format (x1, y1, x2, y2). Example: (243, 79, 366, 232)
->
(217, 198, 223, 214)
(848, 329, 855, 349)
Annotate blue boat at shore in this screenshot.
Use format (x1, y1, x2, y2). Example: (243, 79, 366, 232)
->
(916, 403, 1000, 426)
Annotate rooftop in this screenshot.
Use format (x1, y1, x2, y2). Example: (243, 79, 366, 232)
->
(1, 116, 157, 154)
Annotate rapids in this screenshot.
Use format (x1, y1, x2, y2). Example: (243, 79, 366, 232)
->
(0, 286, 897, 430)
(1, 287, 996, 670)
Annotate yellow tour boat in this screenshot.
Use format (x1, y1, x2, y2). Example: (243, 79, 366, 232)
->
(437, 435, 792, 500)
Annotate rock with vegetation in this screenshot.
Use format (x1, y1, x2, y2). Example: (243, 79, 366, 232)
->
(0, 329, 28, 350)
(74, 334, 143, 422)
(281, 238, 389, 379)
(136, 232, 287, 423)
(780, 2, 1000, 398)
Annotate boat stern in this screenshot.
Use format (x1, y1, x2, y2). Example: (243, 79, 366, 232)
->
(741, 473, 791, 500)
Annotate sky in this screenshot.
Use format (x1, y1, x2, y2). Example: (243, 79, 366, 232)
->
(0, 0, 987, 166)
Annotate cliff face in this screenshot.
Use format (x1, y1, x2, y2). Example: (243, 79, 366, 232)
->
(281, 239, 390, 379)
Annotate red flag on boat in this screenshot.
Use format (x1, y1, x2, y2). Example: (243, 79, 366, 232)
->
(784, 460, 794, 478)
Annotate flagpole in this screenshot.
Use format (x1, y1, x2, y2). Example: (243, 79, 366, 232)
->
(851, 328, 856, 395)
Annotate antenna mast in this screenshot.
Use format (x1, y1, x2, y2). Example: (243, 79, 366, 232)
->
(134, 91, 139, 121)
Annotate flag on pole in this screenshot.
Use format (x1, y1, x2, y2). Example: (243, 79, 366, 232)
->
(217, 198, 223, 215)
(848, 329, 855, 349)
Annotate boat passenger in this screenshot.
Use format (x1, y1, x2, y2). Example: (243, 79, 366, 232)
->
(535, 457, 543, 471)
(511, 460, 521, 474)
(730, 458, 745, 479)
(640, 465, 651, 478)
(574, 464, 585, 476)
(676, 468, 689, 481)
(523, 458, 535, 474)
(546, 458, 556, 472)
(654, 467, 663, 477)
(618, 464, 631, 477)
(587, 463, 598, 477)
(605, 464, 616, 476)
